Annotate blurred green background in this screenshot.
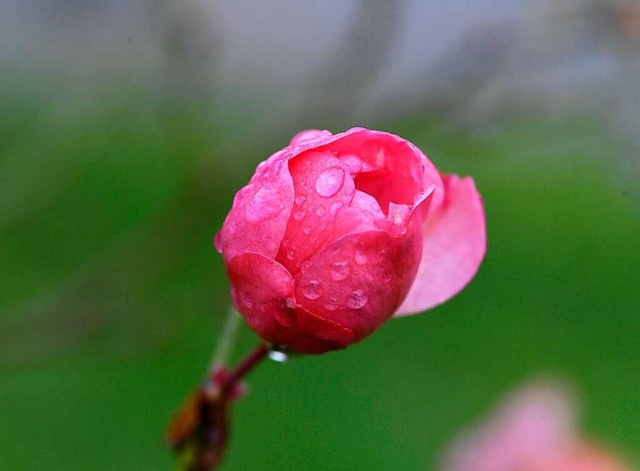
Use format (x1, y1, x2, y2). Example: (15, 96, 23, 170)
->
(1, 1, 639, 470)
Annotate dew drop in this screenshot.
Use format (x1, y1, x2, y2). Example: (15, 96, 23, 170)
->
(246, 187, 283, 223)
(268, 350, 289, 363)
(347, 289, 368, 309)
(330, 261, 350, 281)
(329, 202, 343, 216)
(345, 184, 355, 196)
(354, 248, 368, 265)
(295, 195, 306, 205)
(315, 167, 345, 197)
(302, 280, 322, 300)
(293, 210, 305, 221)
(274, 297, 297, 326)
(315, 206, 326, 217)
(303, 226, 312, 235)
(287, 249, 295, 260)
(340, 154, 363, 174)
(323, 297, 339, 311)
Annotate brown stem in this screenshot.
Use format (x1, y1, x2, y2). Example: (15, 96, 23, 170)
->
(168, 342, 271, 471)
(219, 342, 269, 396)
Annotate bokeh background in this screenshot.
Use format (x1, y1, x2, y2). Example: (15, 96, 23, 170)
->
(1, 1, 639, 469)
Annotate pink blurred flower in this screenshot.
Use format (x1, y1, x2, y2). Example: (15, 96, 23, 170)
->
(215, 128, 485, 354)
(439, 381, 633, 471)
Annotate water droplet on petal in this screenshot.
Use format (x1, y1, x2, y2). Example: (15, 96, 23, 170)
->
(268, 350, 289, 363)
(341, 154, 363, 174)
(347, 289, 368, 309)
(345, 185, 355, 196)
(329, 202, 343, 216)
(246, 187, 283, 223)
(315, 206, 326, 216)
(323, 297, 339, 311)
(303, 226, 312, 235)
(302, 280, 322, 300)
(384, 273, 393, 283)
(293, 210, 305, 221)
(330, 261, 350, 281)
(295, 195, 306, 205)
(315, 167, 345, 197)
(274, 297, 297, 326)
(354, 248, 368, 265)
(287, 249, 295, 260)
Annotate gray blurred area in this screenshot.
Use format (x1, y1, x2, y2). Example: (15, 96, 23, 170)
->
(3, 0, 639, 132)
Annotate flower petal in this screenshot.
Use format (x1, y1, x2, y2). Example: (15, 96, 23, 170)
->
(395, 175, 486, 316)
(276, 150, 362, 275)
(227, 252, 355, 354)
(295, 224, 423, 344)
(316, 128, 444, 214)
(289, 129, 333, 147)
(214, 151, 294, 262)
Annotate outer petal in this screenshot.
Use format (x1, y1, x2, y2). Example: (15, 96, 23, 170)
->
(294, 222, 423, 344)
(214, 151, 294, 263)
(395, 174, 486, 316)
(276, 151, 361, 275)
(227, 252, 355, 354)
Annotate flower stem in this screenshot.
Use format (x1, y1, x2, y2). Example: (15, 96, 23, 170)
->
(168, 306, 270, 471)
(219, 342, 269, 395)
(209, 306, 243, 371)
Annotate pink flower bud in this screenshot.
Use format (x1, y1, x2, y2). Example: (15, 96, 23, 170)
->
(214, 128, 486, 353)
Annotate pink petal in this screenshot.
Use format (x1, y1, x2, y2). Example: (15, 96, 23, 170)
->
(227, 252, 297, 341)
(276, 150, 362, 275)
(395, 174, 486, 316)
(289, 129, 333, 147)
(294, 223, 423, 344)
(278, 128, 442, 277)
(214, 151, 294, 262)
(316, 128, 444, 214)
(227, 252, 355, 354)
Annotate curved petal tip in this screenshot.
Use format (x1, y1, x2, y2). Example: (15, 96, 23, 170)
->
(395, 174, 486, 316)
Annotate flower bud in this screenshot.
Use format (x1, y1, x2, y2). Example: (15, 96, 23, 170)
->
(215, 128, 486, 353)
